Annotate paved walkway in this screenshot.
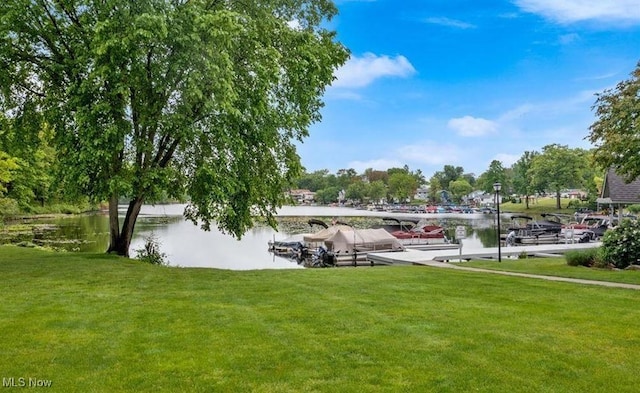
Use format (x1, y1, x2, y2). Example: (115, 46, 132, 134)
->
(418, 260, 640, 290)
(368, 245, 640, 290)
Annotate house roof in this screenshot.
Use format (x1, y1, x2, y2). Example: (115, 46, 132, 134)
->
(600, 168, 640, 204)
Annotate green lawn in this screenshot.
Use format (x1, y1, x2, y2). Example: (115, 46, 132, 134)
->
(499, 196, 578, 215)
(2, 245, 640, 392)
(464, 257, 640, 285)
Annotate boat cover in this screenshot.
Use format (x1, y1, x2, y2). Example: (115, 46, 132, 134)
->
(324, 228, 404, 254)
(303, 225, 353, 243)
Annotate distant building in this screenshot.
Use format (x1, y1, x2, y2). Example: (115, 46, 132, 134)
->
(414, 186, 429, 201)
(287, 189, 315, 204)
(560, 189, 587, 199)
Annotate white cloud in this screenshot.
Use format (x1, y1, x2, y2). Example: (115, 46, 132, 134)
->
(424, 17, 476, 29)
(347, 159, 404, 173)
(346, 142, 460, 173)
(332, 53, 416, 88)
(396, 142, 461, 165)
(514, 0, 640, 24)
(493, 153, 521, 167)
(448, 116, 498, 137)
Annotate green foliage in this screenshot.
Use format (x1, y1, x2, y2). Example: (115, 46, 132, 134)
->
(565, 248, 600, 267)
(345, 181, 368, 202)
(0, 151, 19, 195)
(388, 172, 417, 202)
(368, 180, 387, 202)
(529, 144, 588, 209)
(477, 160, 508, 194)
(511, 151, 538, 208)
(314, 186, 341, 204)
(0, 0, 348, 254)
(449, 179, 473, 203)
(589, 62, 640, 180)
(600, 219, 640, 269)
(566, 199, 587, 210)
(627, 204, 640, 214)
(434, 165, 464, 188)
(0, 197, 19, 218)
(134, 233, 168, 266)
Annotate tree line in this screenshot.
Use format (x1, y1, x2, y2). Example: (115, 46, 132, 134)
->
(293, 144, 601, 209)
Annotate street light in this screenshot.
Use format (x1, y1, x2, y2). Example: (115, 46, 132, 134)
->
(493, 182, 502, 262)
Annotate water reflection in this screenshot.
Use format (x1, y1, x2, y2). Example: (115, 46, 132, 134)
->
(130, 218, 301, 270)
(9, 205, 504, 270)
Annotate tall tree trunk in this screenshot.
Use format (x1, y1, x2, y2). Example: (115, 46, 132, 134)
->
(107, 193, 120, 254)
(556, 191, 561, 209)
(107, 196, 144, 257)
(525, 195, 530, 209)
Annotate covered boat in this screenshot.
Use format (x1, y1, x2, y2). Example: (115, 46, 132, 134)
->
(323, 228, 404, 261)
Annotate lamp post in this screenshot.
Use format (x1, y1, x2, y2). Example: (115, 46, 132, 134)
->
(493, 182, 502, 262)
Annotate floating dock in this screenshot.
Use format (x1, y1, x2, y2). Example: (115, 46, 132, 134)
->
(367, 242, 601, 266)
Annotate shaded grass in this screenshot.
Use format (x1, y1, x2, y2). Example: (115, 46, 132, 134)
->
(464, 257, 640, 285)
(1, 245, 640, 392)
(500, 196, 577, 215)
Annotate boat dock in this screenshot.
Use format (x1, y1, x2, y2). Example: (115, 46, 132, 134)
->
(367, 242, 601, 266)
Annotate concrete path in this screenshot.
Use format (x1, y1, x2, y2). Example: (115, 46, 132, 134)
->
(417, 260, 640, 290)
(367, 245, 640, 290)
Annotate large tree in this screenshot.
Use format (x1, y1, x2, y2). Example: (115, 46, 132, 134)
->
(431, 165, 464, 191)
(588, 61, 640, 181)
(388, 172, 417, 203)
(448, 179, 472, 203)
(530, 144, 585, 209)
(511, 151, 538, 209)
(477, 160, 507, 195)
(0, 0, 348, 256)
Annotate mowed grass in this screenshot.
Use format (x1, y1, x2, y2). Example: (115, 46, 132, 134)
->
(464, 257, 640, 285)
(1, 246, 640, 392)
(500, 196, 577, 215)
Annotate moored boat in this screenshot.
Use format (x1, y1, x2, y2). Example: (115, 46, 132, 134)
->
(381, 217, 449, 245)
(504, 215, 562, 245)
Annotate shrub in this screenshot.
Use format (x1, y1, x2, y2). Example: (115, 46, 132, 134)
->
(566, 199, 583, 210)
(565, 248, 599, 267)
(0, 197, 19, 218)
(600, 219, 640, 269)
(135, 233, 168, 266)
(627, 204, 640, 214)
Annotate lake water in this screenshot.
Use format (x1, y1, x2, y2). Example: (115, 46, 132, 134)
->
(12, 205, 503, 270)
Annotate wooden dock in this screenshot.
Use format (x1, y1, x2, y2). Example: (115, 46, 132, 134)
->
(367, 242, 601, 266)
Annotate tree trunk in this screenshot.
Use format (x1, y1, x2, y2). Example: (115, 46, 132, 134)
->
(556, 191, 561, 209)
(525, 195, 530, 209)
(107, 193, 120, 254)
(107, 196, 144, 257)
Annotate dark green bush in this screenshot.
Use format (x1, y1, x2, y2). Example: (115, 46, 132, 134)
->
(565, 248, 600, 267)
(600, 219, 640, 269)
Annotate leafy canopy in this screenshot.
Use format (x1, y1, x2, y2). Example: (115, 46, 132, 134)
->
(0, 0, 349, 241)
(589, 61, 640, 182)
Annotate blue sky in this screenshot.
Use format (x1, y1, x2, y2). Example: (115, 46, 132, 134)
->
(295, 0, 640, 179)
